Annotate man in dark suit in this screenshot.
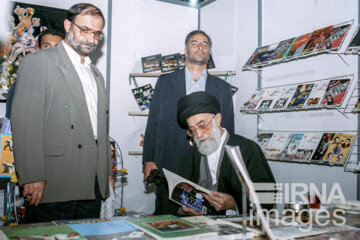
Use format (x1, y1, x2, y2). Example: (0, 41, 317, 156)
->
(176, 92, 275, 216)
(11, 3, 113, 223)
(143, 30, 234, 215)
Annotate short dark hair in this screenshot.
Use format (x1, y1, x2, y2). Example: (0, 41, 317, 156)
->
(66, 3, 105, 27)
(38, 28, 65, 48)
(185, 30, 212, 49)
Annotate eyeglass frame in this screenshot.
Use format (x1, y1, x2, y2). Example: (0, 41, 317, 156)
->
(72, 22, 104, 41)
(186, 114, 215, 137)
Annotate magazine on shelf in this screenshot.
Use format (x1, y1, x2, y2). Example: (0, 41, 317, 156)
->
(346, 24, 360, 52)
(270, 37, 296, 60)
(1, 224, 87, 240)
(163, 168, 214, 215)
(244, 46, 269, 68)
(266, 87, 285, 110)
(304, 80, 330, 107)
(287, 83, 315, 109)
(254, 132, 274, 152)
(132, 84, 154, 111)
(264, 132, 292, 160)
(272, 85, 297, 110)
(321, 78, 351, 106)
(161, 53, 180, 72)
(178, 54, 186, 68)
(141, 54, 162, 73)
(311, 133, 336, 161)
(286, 33, 312, 58)
(320, 133, 356, 164)
(257, 87, 281, 111)
(126, 215, 216, 240)
(0, 133, 15, 179)
(258, 43, 279, 64)
(181, 216, 254, 239)
(301, 25, 333, 55)
(278, 133, 305, 161)
(207, 54, 215, 69)
(294, 132, 323, 161)
(322, 22, 352, 51)
(231, 85, 238, 96)
(68, 219, 152, 240)
(241, 89, 266, 110)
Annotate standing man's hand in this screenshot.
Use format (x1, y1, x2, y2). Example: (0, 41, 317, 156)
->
(23, 181, 46, 206)
(143, 161, 158, 180)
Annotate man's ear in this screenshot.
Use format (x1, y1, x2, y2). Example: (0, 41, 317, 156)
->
(64, 19, 72, 33)
(214, 113, 222, 127)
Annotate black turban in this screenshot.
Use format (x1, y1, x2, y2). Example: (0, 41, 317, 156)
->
(177, 91, 220, 127)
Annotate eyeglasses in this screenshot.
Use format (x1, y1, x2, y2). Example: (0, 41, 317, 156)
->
(187, 115, 215, 137)
(72, 22, 104, 40)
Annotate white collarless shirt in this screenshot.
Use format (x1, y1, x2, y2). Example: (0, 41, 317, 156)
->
(63, 41, 98, 138)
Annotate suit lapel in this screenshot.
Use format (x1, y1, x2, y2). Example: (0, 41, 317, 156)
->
(57, 43, 94, 138)
(173, 68, 186, 99)
(205, 74, 218, 96)
(91, 65, 106, 138)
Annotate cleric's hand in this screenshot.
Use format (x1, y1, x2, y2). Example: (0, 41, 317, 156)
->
(180, 206, 203, 216)
(203, 191, 236, 212)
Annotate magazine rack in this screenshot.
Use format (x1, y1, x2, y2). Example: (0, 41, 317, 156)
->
(344, 79, 360, 113)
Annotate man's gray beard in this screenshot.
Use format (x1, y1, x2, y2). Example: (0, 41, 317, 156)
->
(194, 119, 222, 155)
(67, 30, 96, 56)
(186, 49, 210, 65)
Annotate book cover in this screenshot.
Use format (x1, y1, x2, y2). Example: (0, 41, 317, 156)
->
(258, 43, 279, 64)
(257, 87, 280, 111)
(241, 89, 266, 110)
(0, 133, 15, 179)
(321, 133, 356, 164)
(287, 83, 315, 108)
(304, 80, 330, 107)
(311, 133, 335, 161)
(163, 168, 213, 215)
(321, 22, 352, 51)
(321, 78, 351, 106)
(126, 215, 216, 240)
(132, 84, 154, 111)
(3, 224, 86, 240)
(302, 26, 333, 55)
(278, 133, 305, 161)
(244, 46, 269, 67)
(161, 53, 180, 72)
(270, 38, 296, 60)
(286, 33, 312, 58)
(294, 133, 323, 161)
(264, 132, 292, 160)
(346, 25, 360, 52)
(266, 87, 285, 110)
(53, 218, 109, 225)
(272, 85, 297, 110)
(141, 54, 162, 73)
(254, 133, 274, 152)
(68, 219, 152, 240)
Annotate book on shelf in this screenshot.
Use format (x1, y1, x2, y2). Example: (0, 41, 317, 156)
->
(241, 89, 266, 110)
(278, 133, 305, 161)
(125, 214, 217, 240)
(161, 53, 180, 73)
(286, 33, 312, 58)
(163, 168, 214, 215)
(304, 80, 330, 107)
(68, 219, 152, 240)
(301, 25, 333, 55)
(294, 132, 323, 161)
(132, 84, 154, 111)
(141, 54, 162, 73)
(181, 215, 255, 239)
(244, 46, 269, 68)
(178, 54, 186, 68)
(257, 87, 279, 111)
(272, 85, 297, 110)
(270, 37, 296, 60)
(287, 83, 315, 109)
(264, 132, 292, 160)
(254, 132, 274, 152)
(1, 224, 86, 240)
(320, 78, 351, 106)
(258, 42, 279, 64)
(320, 133, 356, 164)
(322, 22, 352, 51)
(311, 133, 336, 161)
(265, 87, 285, 110)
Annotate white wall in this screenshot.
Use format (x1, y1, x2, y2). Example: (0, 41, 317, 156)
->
(201, 0, 359, 209)
(109, 0, 198, 213)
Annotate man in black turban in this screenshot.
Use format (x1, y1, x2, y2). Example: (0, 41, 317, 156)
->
(174, 91, 275, 216)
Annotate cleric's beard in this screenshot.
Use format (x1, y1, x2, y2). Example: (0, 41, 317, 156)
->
(194, 119, 222, 155)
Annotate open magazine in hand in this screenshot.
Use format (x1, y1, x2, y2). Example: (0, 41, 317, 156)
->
(163, 168, 215, 215)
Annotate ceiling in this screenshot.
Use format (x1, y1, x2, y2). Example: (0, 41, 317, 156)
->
(157, 0, 216, 9)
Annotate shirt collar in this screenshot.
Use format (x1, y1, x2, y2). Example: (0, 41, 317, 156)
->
(62, 41, 92, 67)
(185, 67, 208, 82)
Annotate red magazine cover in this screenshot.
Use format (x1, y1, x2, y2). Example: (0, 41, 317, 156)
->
(286, 33, 312, 58)
(302, 26, 333, 55)
(321, 79, 351, 106)
(321, 22, 352, 51)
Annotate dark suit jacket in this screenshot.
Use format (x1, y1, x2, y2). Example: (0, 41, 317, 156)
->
(179, 133, 276, 214)
(143, 68, 234, 175)
(11, 42, 112, 203)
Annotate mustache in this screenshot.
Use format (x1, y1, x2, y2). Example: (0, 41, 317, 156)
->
(80, 41, 96, 48)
